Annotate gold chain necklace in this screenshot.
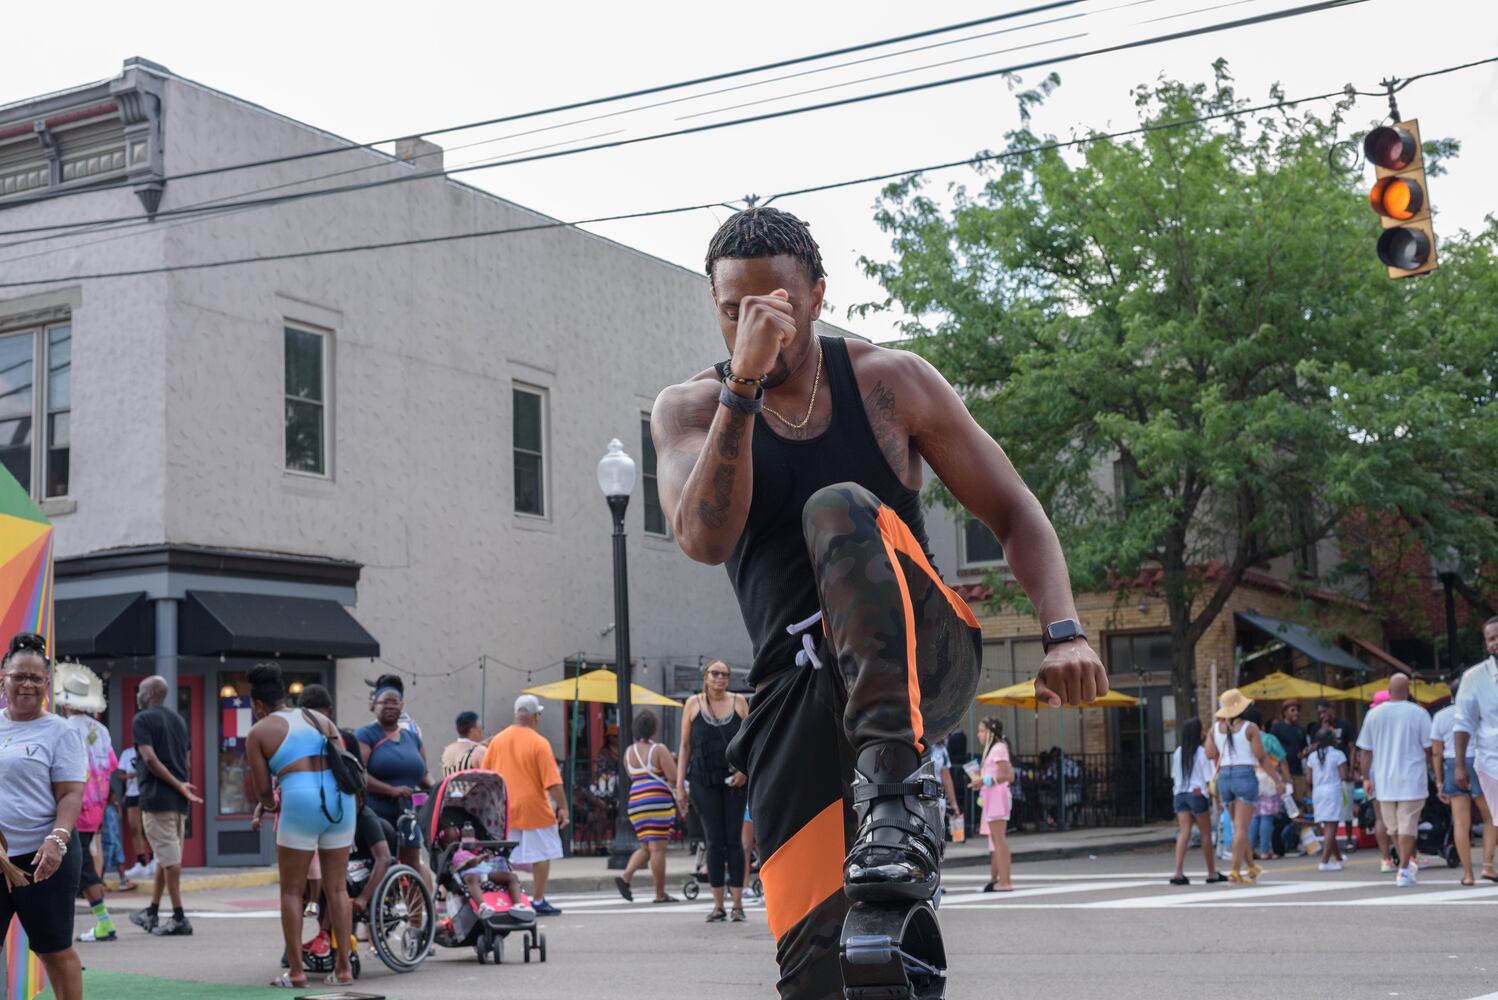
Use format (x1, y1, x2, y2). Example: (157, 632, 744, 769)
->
(764, 344, 823, 429)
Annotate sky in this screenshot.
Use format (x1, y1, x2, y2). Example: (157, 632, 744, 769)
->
(3, 0, 1495, 341)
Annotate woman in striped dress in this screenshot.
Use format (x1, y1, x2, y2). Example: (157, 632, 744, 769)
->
(613, 711, 680, 903)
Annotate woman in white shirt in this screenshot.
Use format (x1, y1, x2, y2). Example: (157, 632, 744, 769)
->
(1204, 689, 1283, 884)
(1304, 729, 1351, 871)
(1169, 718, 1226, 886)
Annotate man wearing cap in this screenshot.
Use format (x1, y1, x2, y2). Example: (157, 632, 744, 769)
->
(480, 695, 568, 914)
(441, 712, 487, 776)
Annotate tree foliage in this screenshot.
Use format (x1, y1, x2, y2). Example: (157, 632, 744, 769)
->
(859, 63, 1498, 715)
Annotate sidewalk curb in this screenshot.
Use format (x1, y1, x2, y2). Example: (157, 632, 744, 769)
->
(180, 869, 281, 892)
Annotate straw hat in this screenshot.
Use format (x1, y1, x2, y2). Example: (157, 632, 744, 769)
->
(52, 661, 106, 714)
(1215, 688, 1253, 720)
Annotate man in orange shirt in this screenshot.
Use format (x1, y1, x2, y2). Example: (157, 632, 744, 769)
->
(480, 694, 569, 914)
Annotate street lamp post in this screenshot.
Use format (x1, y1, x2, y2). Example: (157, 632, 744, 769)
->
(1433, 550, 1462, 678)
(598, 438, 638, 870)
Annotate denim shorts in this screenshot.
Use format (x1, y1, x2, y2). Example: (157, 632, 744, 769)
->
(1218, 765, 1259, 806)
(1173, 792, 1210, 816)
(1443, 758, 1484, 798)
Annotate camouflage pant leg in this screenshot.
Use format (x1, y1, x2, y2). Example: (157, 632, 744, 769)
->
(802, 481, 983, 750)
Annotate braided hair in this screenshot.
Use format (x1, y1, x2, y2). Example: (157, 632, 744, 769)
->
(980, 715, 1008, 762)
(704, 207, 826, 284)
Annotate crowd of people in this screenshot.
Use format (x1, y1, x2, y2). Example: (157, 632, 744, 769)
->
(1162, 616, 1498, 888)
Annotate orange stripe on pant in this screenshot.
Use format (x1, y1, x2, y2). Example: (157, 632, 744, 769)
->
(876, 504, 979, 629)
(760, 799, 846, 940)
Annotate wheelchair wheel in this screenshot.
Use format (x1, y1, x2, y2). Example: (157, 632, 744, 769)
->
(369, 863, 435, 973)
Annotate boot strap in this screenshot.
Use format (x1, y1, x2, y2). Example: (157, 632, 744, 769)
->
(852, 779, 943, 804)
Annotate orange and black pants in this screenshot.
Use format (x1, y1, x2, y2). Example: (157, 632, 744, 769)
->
(730, 482, 981, 998)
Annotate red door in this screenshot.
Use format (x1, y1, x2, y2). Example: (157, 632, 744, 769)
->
(121, 675, 206, 868)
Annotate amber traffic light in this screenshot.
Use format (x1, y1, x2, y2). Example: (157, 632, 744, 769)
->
(1364, 120, 1436, 278)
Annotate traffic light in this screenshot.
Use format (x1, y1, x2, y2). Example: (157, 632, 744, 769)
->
(1364, 119, 1437, 278)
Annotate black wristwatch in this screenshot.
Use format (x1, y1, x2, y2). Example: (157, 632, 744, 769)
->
(1042, 619, 1087, 652)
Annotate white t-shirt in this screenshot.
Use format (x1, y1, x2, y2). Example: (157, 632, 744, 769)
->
(1171, 745, 1213, 796)
(118, 746, 141, 797)
(1305, 746, 1347, 789)
(1355, 700, 1432, 802)
(1430, 704, 1477, 761)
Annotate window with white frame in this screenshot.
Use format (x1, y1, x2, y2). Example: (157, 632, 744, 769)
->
(283, 324, 330, 476)
(513, 385, 547, 516)
(959, 516, 1005, 569)
(640, 415, 667, 536)
(0, 320, 70, 501)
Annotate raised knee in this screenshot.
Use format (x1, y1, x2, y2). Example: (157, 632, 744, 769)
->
(802, 482, 879, 542)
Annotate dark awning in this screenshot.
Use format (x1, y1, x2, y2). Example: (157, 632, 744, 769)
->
(55, 592, 154, 658)
(180, 590, 379, 659)
(1235, 612, 1371, 675)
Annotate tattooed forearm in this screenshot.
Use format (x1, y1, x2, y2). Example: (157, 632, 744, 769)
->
(864, 380, 906, 478)
(697, 463, 736, 528)
(715, 409, 747, 460)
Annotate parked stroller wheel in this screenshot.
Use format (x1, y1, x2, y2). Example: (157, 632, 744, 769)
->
(523, 934, 533, 963)
(1446, 844, 1462, 868)
(476, 929, 492, 965)
(682, 880, 700, 900)
(490, 934, 504, 965)
(537, 931, 547, 963)
(751, 878, 763, 898)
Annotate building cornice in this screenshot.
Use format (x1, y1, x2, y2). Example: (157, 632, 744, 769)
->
(56, 543, 363, 588)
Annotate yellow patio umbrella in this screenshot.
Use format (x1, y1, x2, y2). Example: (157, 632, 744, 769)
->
(523, 668, 683, 707)
(1237, 671, 1346, 702)
(1342, 676, 1452, 705)
(976, 678, 1139, 709)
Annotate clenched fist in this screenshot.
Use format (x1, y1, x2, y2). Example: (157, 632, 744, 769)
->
(1034, 641, 1109, 707)
(728, 289, 796, 385)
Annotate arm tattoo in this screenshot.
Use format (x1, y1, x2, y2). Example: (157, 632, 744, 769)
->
(864, 380, 906, 479)
(697, 463, 735, 528)
(715, 408, 746, 459)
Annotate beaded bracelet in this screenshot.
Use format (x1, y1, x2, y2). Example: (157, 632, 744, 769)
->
(722, 363, 767, 388)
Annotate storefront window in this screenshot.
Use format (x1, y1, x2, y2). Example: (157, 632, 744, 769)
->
(217, 669, 324, 816)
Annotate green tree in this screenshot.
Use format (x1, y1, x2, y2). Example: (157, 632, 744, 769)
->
(858, 63, 1498, 718)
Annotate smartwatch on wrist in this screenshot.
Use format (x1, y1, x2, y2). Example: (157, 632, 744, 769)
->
(1041, 618, 1087, 652)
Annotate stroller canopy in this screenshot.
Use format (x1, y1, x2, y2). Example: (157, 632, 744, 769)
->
(422, 768, 509, 845)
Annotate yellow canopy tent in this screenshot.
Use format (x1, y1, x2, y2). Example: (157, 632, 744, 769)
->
(523, 668, 682, 707)
(977, 678, 1139, 709)
(1343, 676, 1452, 705)
(1237, 671, 1347, 702)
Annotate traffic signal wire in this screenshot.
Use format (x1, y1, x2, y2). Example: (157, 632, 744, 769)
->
(0, 77, 1382, 289)
(0, 1, 1088, 213)
(0, 0, 1367, 240)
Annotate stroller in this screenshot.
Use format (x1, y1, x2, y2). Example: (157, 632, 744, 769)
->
(418, 769, 549, 964)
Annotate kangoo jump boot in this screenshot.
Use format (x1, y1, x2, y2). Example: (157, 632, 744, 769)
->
(844, 740, 945, 903)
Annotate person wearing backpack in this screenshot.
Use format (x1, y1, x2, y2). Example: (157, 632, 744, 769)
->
(245, 663, 357, 989)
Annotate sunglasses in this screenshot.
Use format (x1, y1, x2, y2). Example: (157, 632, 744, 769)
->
(706, 671, 731, 679)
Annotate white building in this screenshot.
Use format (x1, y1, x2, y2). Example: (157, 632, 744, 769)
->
(0, 58, 862, 864)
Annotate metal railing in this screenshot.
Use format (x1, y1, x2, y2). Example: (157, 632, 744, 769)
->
(959, 751, 1175, 832)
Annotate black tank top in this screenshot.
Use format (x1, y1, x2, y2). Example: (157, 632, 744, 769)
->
(718, 336, 935, 684)
(687, 697, 742, 786)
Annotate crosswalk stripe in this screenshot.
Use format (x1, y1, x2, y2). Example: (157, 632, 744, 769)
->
(941, 881, 1156, 906)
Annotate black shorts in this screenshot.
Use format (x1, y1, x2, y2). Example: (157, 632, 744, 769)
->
(78, 830, 102, 892)
(124, 795, 140, 810)
(0, 835, 83, 955)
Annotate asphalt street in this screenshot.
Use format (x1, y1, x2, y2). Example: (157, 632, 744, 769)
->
(63, 848, 1498, 999)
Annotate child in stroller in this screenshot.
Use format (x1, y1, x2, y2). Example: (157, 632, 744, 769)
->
(441, 822, 534, 926)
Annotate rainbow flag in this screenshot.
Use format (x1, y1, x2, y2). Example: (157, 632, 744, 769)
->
(0, 466, 53, 1000)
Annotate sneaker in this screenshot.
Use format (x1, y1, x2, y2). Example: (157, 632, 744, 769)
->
(730, 908, 746, 922)
(1380, 860, 1397, 874)
(1318, 862, 1337, 872)
(151, 915, 193, 936)
(1404, 861, 1420, 885)
(77, 927, 117, 943)
(123, 861, 150, 880)
(531, 899, 562, 916)
(128, 908, 158, 932)
(1394, 869, 1413, 887)
(1328, 860, 1345, 871)
(477, 904, 500, 925)
(1413, 855, 1435, 869)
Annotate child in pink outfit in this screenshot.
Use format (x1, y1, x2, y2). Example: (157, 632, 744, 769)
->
(971, 717, 1015, 892)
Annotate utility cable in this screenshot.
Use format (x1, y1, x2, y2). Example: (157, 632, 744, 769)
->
(0, 0, 1366, 239)
(0, 78, 1373, 289)
(0, 1, 1087, 212)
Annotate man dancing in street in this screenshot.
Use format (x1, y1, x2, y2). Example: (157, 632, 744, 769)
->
(653, 207, 1107, 998)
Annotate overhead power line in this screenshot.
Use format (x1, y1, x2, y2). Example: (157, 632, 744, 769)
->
(0, 0, 1366, 240)
(0, 1, 1088, 212)
(0, 78, 1380, 290)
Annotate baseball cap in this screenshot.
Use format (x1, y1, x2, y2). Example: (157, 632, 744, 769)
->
(515, 693, 545, 715)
